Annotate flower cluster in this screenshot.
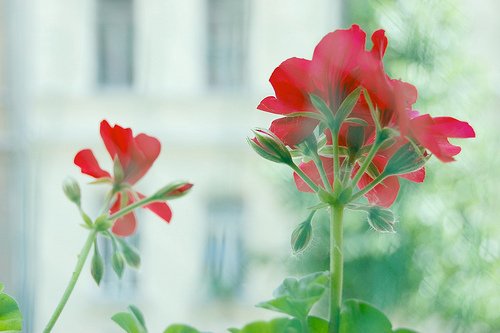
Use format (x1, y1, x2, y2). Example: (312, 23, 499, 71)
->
(256, 25, 475, 207)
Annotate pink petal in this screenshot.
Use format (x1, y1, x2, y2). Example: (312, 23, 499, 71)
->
(74, 149, 111, 179)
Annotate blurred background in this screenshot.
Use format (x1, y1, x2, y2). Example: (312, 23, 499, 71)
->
(0, 0, 498, 332)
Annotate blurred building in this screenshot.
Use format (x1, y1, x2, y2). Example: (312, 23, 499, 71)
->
(1, 0, 340, 332)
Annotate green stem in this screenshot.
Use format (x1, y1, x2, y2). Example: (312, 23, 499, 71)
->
(312, 154, 333, 192)
(301, 317, 310, 333)
(108, 196, 157, 221)
(328, 204, 344, 333)
(350, 173, 387, 203)
(290, 163, 320, 192)
(331, 131, 341, 190)
(43, 229, 98, 333)
(350, 140, 381, 188)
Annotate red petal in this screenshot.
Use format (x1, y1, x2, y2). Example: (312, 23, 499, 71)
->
(126, 133, 161, 184)
(269, 117, 319, 147)
(74, 149, 111, 179)
(257, 96, 298, 115)
(100, 120, 134, 169)
(370, 29, 388, 59)
(358, 173, 400, 208)
(137, 192, 172, 223)
(112, 212, 137, 237)
(293, 157, 334, 192)
(432, 117, 476, 138)
(268, 57, 312, 111)
(399, 167, 426, 183)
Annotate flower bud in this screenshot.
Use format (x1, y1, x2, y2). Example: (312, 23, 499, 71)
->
(91, 242, 104, 285)
(62, 177, 81, 206)
(249, 129, 293, 165)
(291, 218, 313, 253)
(367, 206, 396, 233)
(112, 251, 125, 278)
(384, 142, 428, 176)
(118, 238, 141, 268)
(153, 181, 193, 200)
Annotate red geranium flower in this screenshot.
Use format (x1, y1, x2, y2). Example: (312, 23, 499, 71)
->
(74, 120, 172, 237)
(258, 25, 416, 146)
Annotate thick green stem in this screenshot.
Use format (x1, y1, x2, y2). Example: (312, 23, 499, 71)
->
(328, 204, 344, 333)
(43, 229, 98, 333)
(331, 131, 341, 190)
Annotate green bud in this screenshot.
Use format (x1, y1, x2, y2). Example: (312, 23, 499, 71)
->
(94, 214, 113, 231)
(291, 214, 314, 253)
(153, 181, 193, 201)
(91, 242, 104, 285)
(367, 206, 396, 233)
(118, 238, 141, 268)
(249, 129, 293, 165)
(384, 142, 429, 176)
(62, 177, 81, 206)
(112, 251, 125, 278)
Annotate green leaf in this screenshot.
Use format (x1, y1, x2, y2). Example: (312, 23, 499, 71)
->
(333, 87, 362, 131)
(307, 316, 328, 332)
(0, 286, 23, 332)
(128, 305, 146, 328)
(228, 317, 300, 333)
(163, 324, 201, 333)
(393, 329, 419, 333)
(257, 271, 329, 321)
(339, 299, 392, 333)
(112, 311, 147, 333)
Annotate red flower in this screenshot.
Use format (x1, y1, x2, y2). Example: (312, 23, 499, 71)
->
(258, 25, 416, 146)
(74, 120, 172, 236)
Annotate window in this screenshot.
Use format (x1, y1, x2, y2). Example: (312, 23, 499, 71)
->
(97, 0, 134, 89)
(204, 197, 245, 299)
(207, 0, 249, 89)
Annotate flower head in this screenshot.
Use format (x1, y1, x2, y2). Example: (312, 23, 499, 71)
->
(74, 120, 173, 237)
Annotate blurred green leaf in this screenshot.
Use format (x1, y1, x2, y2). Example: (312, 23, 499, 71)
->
(228, 317, 300, 333)
(257, 271, 328, 321)
(112, 305, 148, 333)
(339, 299, 392, 333)
(0, 287, 22, 332)
(307, 316, 328, 332)
(163, 324, 200, 333)
(393, 329, 419, 333)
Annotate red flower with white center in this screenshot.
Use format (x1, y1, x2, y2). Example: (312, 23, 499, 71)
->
(74, 120, 172, 237)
